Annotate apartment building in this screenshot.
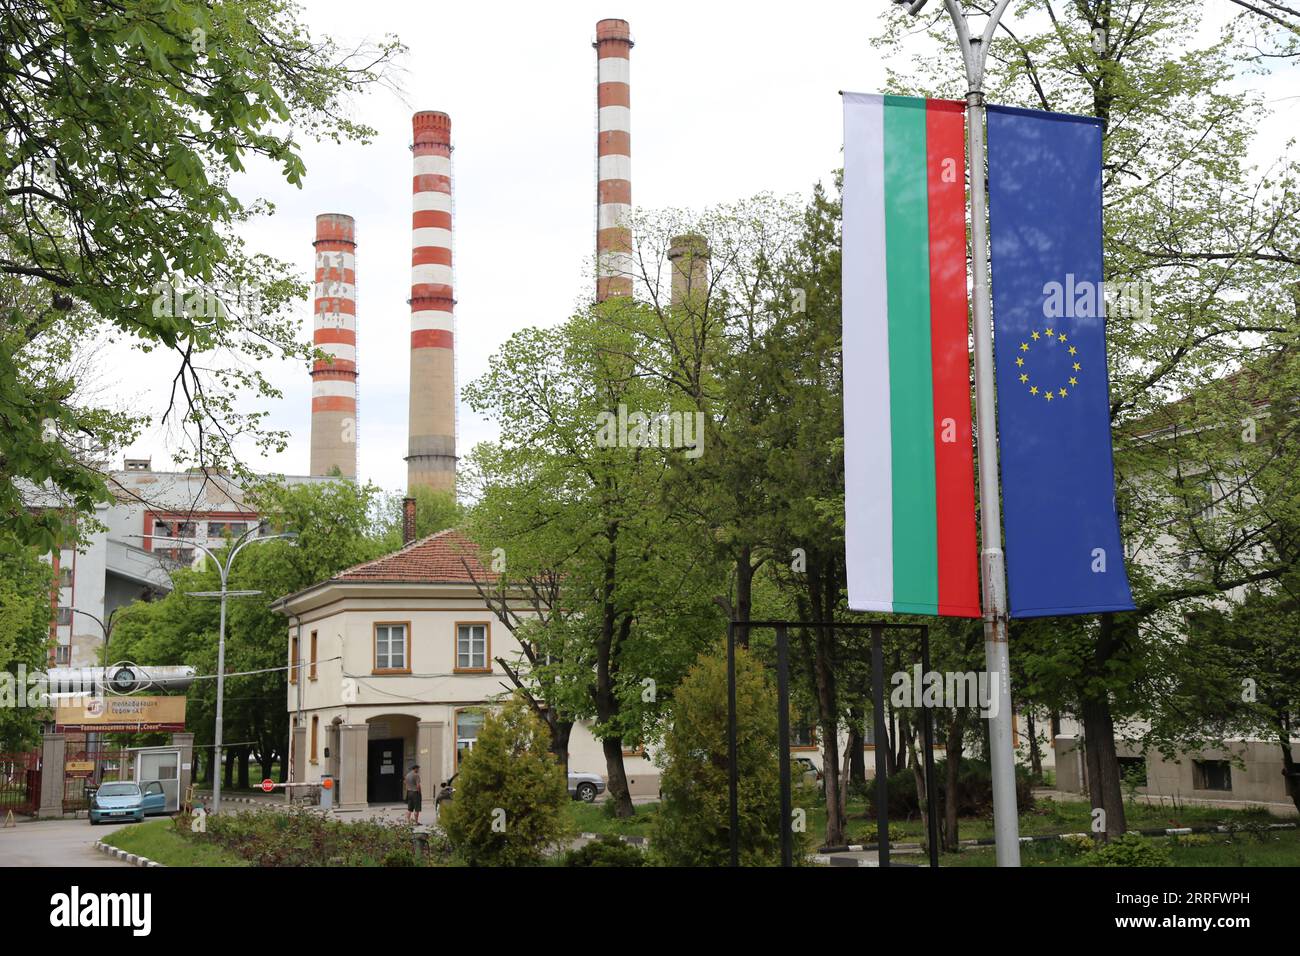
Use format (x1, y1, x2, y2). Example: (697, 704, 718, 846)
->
(40, 459, 339, 667)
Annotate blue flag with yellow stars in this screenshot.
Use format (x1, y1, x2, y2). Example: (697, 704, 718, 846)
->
(987, 105, 1135, 618)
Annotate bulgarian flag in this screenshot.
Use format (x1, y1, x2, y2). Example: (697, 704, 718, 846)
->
(841, 93, 981, 617)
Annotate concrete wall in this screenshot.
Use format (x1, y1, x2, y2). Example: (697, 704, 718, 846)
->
(1053, 735, 1295, 812)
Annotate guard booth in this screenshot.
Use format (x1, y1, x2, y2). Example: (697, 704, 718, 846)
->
(129, 745, 183, 812)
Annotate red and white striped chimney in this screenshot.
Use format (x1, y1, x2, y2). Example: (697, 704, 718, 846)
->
(310, 213, 358, 478)
(595, 18, 633, 302)
(406, 111, 457, 494)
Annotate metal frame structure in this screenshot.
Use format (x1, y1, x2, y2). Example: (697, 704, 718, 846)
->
(726, 620, 940, 868)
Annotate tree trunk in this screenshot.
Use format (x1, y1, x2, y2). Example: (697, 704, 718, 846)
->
(1027, 710, 1042, 782)
(884, 711, 897, 775)
(1080, 612, 1127, 840)
(551, 719, 574, 779)
(1274, 715, 1300, 815)
(943, 709, 965, 851)
(734, 545, 754, 649)
(592, 541, 634, 819)
(223, 748, 234, 789)
(1080, 695, 1126, 839)
(908, 731, 926, 839)
(815, 632, 845, 844)
(236, 746, 251, 791)
(847, 709, 867, 787)
(600, 735, 634, 816)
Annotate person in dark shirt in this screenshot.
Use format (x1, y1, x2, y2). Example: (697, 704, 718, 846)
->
(404, 763, 422, 824)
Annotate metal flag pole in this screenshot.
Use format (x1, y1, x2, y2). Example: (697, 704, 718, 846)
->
(894, 0, 1020, 865)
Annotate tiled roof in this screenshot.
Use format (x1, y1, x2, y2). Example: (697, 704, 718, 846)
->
(332, 529, 495, 585)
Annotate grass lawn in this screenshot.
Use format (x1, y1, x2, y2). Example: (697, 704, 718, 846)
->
(565, 799, 659, 836)
(940, 828, 1300, 867)
(101, 818, 248, 867)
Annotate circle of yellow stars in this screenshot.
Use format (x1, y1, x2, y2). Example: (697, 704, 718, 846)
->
(1015, 326, 1081, 404)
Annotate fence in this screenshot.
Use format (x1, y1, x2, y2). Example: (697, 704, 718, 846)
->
(0, 751, 42, 817)
(62, 738, 130, 814)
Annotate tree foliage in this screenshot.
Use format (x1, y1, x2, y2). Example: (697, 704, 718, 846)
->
(652, 646, 806, 866)
(0, 0, 401, 550)
(439, 694, 570, 867)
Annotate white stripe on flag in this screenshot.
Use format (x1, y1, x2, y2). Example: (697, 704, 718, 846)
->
(842, 92, 893, 612)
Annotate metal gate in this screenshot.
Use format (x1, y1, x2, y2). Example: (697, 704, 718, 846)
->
(63, 737, 130, 814)
(0, 751, 41, 817)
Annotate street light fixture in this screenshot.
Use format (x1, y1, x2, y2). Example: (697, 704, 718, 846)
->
(71, 606, 119, 668)
(133, 524, 297, 814)
(890, 0, 1021, 865)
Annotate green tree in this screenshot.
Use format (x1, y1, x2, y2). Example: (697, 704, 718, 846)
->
(110, 478, 384, 784)
(0, 0, 400, 551)
(874, 0, 1300, 838)
(0, 548, 54, 748)
(464, 301, 724, 818)
(439, 694, 570, 867)
(653, 646, 804, 866)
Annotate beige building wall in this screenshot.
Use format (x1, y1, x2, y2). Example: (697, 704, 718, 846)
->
(1054, 735, 1296, 815)
(282, 586, 660, 802)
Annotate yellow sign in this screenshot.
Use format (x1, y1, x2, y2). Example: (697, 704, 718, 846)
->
(66, 761, 95, 773)
(55, 696, 186, 731)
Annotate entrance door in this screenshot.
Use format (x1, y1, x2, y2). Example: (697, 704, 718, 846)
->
(367, 739, 403, 803)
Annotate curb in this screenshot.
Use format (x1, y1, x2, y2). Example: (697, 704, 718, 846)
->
(578, 832, 648, 846)
(817, 821, 1298, 854)
(94, 840, 165, 867)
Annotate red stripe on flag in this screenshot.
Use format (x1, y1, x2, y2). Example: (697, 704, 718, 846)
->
(926, 100, 981, 618)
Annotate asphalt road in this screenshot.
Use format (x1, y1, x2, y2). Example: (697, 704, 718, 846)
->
(0, 817, 133, 867)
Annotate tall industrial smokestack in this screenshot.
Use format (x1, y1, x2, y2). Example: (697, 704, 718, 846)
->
(310, 213, 359, 478)
(406, 110, 457, 494)
(667, 234, 710, 308)
(595, 18, 633, 302)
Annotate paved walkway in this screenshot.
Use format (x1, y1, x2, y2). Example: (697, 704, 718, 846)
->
(0, 817, 132, 867)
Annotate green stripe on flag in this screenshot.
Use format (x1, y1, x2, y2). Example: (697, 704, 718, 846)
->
(883, 96, 939, 611)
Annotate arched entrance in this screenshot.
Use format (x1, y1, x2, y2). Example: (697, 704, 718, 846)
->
(364, 714, 418, 804)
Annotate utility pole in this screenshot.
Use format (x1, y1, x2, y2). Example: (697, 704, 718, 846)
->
(892, 0, 1021, 865)
(135, 526, 295, 814)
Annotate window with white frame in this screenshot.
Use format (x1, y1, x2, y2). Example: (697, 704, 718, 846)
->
(456, 623, 488, 671)
(374, 623, 408, 671)
(456, 710, 485, 765)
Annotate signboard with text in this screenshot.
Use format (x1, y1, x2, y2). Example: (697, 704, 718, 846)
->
(54, 695, 186, 732)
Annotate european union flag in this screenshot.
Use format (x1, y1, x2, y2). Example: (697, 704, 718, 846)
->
(987, 105, 1135, 618)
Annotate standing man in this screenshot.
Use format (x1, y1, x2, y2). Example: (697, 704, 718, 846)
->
(404, 763, 422, 825)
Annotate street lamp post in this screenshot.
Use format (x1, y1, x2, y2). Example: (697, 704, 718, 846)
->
(71, 606, 119, 669)
(134, 525, 295, 814)
(892, 0, 1021, 865)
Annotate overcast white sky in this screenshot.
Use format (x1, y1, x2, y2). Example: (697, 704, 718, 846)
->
(112, 0, 1294, 496)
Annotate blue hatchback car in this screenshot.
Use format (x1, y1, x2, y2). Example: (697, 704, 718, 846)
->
(88, 781, 167, 825)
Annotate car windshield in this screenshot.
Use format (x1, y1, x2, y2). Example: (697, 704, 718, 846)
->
(97, 783, 139, 796)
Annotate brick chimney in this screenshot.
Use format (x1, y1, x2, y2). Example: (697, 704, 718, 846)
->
(402, 496, 417, 545)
